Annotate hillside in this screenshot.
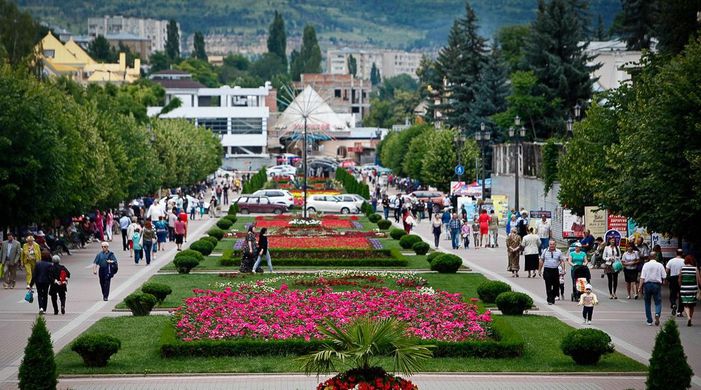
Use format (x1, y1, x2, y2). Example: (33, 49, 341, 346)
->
(18, 0, 621, 49)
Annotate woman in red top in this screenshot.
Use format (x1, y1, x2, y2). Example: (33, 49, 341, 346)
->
(478, 209, 491, 248)
(178, 210, 188, 242)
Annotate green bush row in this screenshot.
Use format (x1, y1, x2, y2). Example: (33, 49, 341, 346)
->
(241, 168, 268, 194)
(335, 167, 371, 200)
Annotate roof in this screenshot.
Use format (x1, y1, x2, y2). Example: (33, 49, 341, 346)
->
(64, 39, 95, 65)
(152, 78, 206, 89)
(152, 69, 191, 75)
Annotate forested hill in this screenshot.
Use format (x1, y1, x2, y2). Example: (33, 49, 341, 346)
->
(18, 0, 620, 48)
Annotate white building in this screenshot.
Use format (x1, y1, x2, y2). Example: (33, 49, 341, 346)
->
(586, 40, 644, 91)
(147, 71, 271, 169)
(88, 16, 178, 53)
(326, 48, 423, 80)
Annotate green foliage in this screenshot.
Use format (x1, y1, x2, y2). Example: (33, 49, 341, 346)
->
(219, 257, 237, 266)
(495, 292, 533, 315)
(421, 129, 479, 191)
(193, 31, 208, 61)
(175, 249, 205, 262)
(347, 54, 357, 77)
(430, 253, 463, 273)
(377, 219, 392, 230)
(71, 334, 121, 368)
(0, 0, 41, 69)
(614, 0, 657, 50)
(541, 139, 560, 194)
(561, 328, 615, 365)
(124, 292, 158, 316)
(654, 1, 701, 56)
(201, 236, 219, 248)
(207, 227, 225, 241)
(412, 241, 430, 255)
(476, 281, 512, 303)
(647, 319, 693, 390)
(492, 70, 550, 139)
(370, 62, 381, 86)
(426, 251, 443, 264)
(368, 214, 382, 223)
(18, 316, 56, 390)
(175, 58, 219, 87)
(216, 219, 234, 230)
(242, 168, 268, 194)
(165, 19, 180, 60)
(267, 11, 287, 68)
(335, 168, 370, 199)
(141, 282, 173, 303)
(496, 24, 530, 72)
(173, 256, 201, 274)
(290, 24, 321, 81)
(189, 239, 215, 256)
(89, 35, 117, 63)
(389, 228, 407, 240)
(399, 234, 423, 249)
(228, 203, 239, 215)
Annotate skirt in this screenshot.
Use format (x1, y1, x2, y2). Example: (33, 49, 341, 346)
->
(508, 253, 520, 272)
(623, 268, 638, 283)
(525, 254, 539, 271)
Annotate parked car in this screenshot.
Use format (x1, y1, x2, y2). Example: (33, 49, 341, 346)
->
(410, 190, 445, 203)
(250, 189, 295, 208)
(337, 194, 368, 209)
(267, 165, 297, 177)
(234, 196, 288, 214)
(306, 195, 360, 214)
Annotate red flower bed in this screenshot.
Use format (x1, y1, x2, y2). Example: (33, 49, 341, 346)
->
(268, 236, 371, 249)
(254, 215, 357, 229)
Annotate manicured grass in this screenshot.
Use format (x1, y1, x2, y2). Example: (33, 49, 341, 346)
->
(55, 314, 646, 375)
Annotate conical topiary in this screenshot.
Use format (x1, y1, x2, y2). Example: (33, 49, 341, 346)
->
(646, 318, 693, 390)
(18, 316, 57, 390)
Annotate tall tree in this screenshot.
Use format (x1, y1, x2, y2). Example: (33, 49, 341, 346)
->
(290, 24, 321, 81)
(615, 0, 657, 50)
(471, 47, 509, 132)
(267, 10, 287, 68)
(193, 31, 207, 61)
(523, 0, 599, 138)
(492, 71, 551, 140)
(88, 35, 116, 63)
(165, 19, 180, 61)
(370, 62, 381, 86)
(495, 24, 530, 72)
(654, 0, 701, 56)
(149, 51, 169, 73)
(434, 3, 487, 133)
(0, 0, 39, 69)
(594, 15, 608, 40)
(347, 54, 357, 77)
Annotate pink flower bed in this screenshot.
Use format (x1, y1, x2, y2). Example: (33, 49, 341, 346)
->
(173, 285, 491, 343)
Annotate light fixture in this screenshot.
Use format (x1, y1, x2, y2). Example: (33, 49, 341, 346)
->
(514, 115, 521, 126)
(474, 132, 482, 141)
(566, 117, 573, 133)
(519, 126, 526, 138)
(508, 126, 514, 138)
(480, 122, 486, 132)
(574, 104, 581, 119)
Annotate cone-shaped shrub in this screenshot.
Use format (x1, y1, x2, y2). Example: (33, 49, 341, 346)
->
(19, 316, 57, 390)
(646, 319, 692, 390)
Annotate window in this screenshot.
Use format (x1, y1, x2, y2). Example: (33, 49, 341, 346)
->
(334, 89, 341, 98)
(337, 146, 348, 158)
(230, 146, 263, 155)
(198, 118, 228, 135)
(259, 198, 270, 204)
(43, 50, 55, 58)
(230, 118, 263, 134)
(222, 146, 228, 155)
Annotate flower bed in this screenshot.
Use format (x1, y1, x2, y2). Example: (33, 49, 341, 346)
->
(267, 236, 372, 249)
(173, 285, 491, 343)
(254, 215, 358, 229)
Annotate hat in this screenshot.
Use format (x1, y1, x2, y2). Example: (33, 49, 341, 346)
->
(575, 242, 582, 247)
(585, 284, 592, 290)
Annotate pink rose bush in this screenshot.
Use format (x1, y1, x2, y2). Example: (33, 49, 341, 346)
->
(174, 285, 492, 343)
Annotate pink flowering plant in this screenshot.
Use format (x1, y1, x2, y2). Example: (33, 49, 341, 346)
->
(173, 285, 492, 343)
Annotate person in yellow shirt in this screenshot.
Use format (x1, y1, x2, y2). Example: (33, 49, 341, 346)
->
(21, 235, 42, 288)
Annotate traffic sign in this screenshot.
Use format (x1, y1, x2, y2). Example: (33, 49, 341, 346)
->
(454, 164, 465, 176)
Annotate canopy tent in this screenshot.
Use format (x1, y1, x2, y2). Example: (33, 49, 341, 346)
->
(274, 85, 349, 137)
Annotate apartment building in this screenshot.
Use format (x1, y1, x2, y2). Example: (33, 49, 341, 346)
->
(293, 73, 371, 121)
(88, 16, 178, 53)
(326, 48, 423, 80)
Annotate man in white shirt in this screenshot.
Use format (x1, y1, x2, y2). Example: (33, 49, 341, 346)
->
(535, 215, 551, 251)
(118, 214, 131, 252)
(639, 252, 666, 326)
(666, 249, 686, 317)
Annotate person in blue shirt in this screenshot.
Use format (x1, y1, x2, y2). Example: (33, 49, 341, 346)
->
(579, 230, 595, 253)
(441, 208, 452, 239)
(93, 242, 118, 301)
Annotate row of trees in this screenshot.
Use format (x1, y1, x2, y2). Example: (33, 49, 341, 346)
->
(0, 66, 221, 228)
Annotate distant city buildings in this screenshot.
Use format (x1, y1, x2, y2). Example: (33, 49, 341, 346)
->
(326, 48, 423, 80)
(293, 73, 371, 121)
(88, 16, 178, 54)
(586, 40, 645, 91)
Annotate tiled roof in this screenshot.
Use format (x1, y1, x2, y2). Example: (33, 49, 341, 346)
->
(152, 78, 205, 89)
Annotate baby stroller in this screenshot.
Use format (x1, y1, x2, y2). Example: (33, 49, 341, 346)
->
(571, 265, 591, 301)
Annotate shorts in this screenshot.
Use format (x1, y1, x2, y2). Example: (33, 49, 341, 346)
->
(175, 234, 184, 245)
(623, 268, 638, 283)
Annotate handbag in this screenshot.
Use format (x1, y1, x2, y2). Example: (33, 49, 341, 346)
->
(612, 260, 623, 273)
(24, 289, 34, 303)
(0, 263, 4, 279)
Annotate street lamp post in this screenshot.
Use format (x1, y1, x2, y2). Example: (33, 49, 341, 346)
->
(508, 116, 526, 212)
(474, 122, 491, 200)
(454, 131, 466, 185)
(375, 128, 382, 165)
(302, 115, 309, 219)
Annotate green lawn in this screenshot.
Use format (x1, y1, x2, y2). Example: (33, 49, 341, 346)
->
(55, 314, 646, 375)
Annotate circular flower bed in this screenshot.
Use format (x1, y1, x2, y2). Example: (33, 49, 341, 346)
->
(317, 367, 418, 390)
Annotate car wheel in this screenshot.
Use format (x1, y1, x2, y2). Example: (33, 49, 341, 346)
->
(240, 208, 250, 215)
(307, 207, 316, 213)
(273, 208, 283, 215)
(341, 207, 350, 214)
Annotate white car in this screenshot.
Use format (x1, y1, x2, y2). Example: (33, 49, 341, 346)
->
(337, 194, 368, 209)
(250, 189, 295, 208)
(267, 165, 297, 177)
(306, 195, 360, 214)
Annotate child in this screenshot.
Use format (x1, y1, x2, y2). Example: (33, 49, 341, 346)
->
(578, 284, 599, 325)
(471, 218, 480, 250)
(557, 264, 566, 301)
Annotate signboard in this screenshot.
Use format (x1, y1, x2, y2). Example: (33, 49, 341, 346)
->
(491, 195, 509, 226)
(650, 233, 679, 259)
(450, 181, 482, 197)
(457, 196, 477, 222)
(607, 214, 628, 236)
(562, 208, 585, 238)
(584, 206, 607, 240)
(454, 164, 465, 176)
(605, 229, 622, 246)
(530, 210, 552, 219)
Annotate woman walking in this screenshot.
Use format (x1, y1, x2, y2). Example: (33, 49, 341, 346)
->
(478, 209, 491, 248)
(522, 227, 541, 278)
(603, 237, 622, 299)
(622, 244, 640, 299)
(679, 255, 701, 326)
(105, 210, 114, 242)
(471, 217, 480, 250)
(142, 221, 156, 265)
(460, 219, 471, 249)
(49, 255, 70, 315)
(132, 227, 143, 265)
(154, 216, 168, 252)
(240, 224, 257, 273)
(431, 214, 442, 248)
(252, 227, 273, 273)
(506, 229, 522, 277)
(95, 209, 104, 242)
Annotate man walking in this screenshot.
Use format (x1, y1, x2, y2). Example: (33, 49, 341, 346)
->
(1, 233, 21, 289)
(535, 214, 551, 252)
(540, 240, 564, 305)
(448, 213, 462, 250)
(666, 249, 685, 317)
(639, 251, 666, 326)
(29, 255, 53, 314)
(119, 214, 130, 252)
(93, 242, 118, 301)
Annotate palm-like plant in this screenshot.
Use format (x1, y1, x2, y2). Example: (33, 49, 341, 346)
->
(299, 317, 434, 377)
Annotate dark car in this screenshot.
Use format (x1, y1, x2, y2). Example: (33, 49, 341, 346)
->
(410, 191, 445, 203)
(234, 196, 287, 214)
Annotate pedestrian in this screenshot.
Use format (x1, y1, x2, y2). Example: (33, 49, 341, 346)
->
(427, 199, 434, 221)
(535, 214, 551, 252)
(431, 214, 442, 248)
(132, 227, 143, 264)
(142, 221, 156, 265)
(488, 210, 499, 248)
(189, 197, 197, 221)
(460, 219, 471, 249)
(223, 182, 230, 205)
(1, 233, 21, 289)
(448, 213, 462, 250)
(516, 211, 529, 238)
(478, 209, 490, 248)
(558, 264, 566, 300)
(539, 240, 564, 305)
(21, 235, 41, 289)
(105, 210, 114, 242)
(471, 217, 480, 249)
(119, 213, 130, 251)
(154, 215, 169, 253)
(603, 237, 622, 299)
(174, 217, 186, 251)
(29, 255, 53, 314)
(441, 208, 451, 239)
(95, 209, 104, 241)
(568, 243, 589, 299)
(209, 195, 218, 218)
(622, 244, 640, 299)
(252, 227, 273, 273)
(578, 284, 598, 325)
(93, 242, 118, 301)
(168, 207, 178, 241)
(506, 229, 521, 277)
(178, 208, 189, 242)
(371, 194, 378, 213)
(240, 224, 257, 273)
(126, 217, 139, 258)
(49, 255, 70, 315)
(522, 227, 541, 278)
(403, 210, 415, 234)
(638, 252, 666, 326)
(679, 255, 701, 326)
(381, 195, 390, 220)
(666, 249, 685, 316)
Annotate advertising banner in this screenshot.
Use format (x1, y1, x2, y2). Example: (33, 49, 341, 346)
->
(562, 209, 585, 238)
(457, 196, 477, 222)
(491, 195, 509, 225)
(650, 233, 679, 259)
(607, 214, 628, 236)
(584, 206, 607, 239)
(450, 181, 482, 197)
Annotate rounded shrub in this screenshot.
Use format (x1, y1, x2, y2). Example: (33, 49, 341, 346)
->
(368, 214, 382, 223)
(175, 249, 204, 262)
(389, 228, 407, 240)
(477, 280, 513, 303)
(495, 291, 533, 315)
(189, 239, 214, 256)
(216, 218, 233, 230)
(141, 282, 172, 303)
(426, 251, 443, 264)
(377, 219, 392, 230)
(173, 256, 200, 274)
(220, 257, 237, 266)
(561, 328, 615, 365)
(228, 203, 239, 216)
(71, 334, 121, 367)
(207, 227, 225, 241)
(201, 235, 219, 246)
(124, 292, 158, 316)
(222, 214, 237, 224)
(399, 234, 423, 249)
(430, 254, 463, 273)
(412, 241, 430, 255)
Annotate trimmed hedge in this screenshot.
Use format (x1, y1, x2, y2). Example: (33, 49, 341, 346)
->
(368, 214, 382, 223)
(189, 239, 214, 256)
(242, 168, 267, 194)
(389, 228, 407, 240)
(426, 251, 443, 264)
(399, 234, 422, 249)
(561, 328, 614, 365)
(141, 282, 172, 303)
(201, 235, 219, 246)
(124, 292, 158, 316)
(175, 249, 204, 262)
(221, 215, 237, 224)
(430, 253, 463, 273)
(477, 281, 512, 304)
(335, 167, 370, 200)
(207, 227, 225, 241)
(413, 241, 430, 255)
(160, 315, 524, 358)
(228, 203, 239, 216)
(71, 334, 121, 367)
(220, 257, 237, 266)
(377, 219, 392, 230)
(216, 219, 233, 230)
(173, 257, 200, 274)
(495, 292, 533, 315)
